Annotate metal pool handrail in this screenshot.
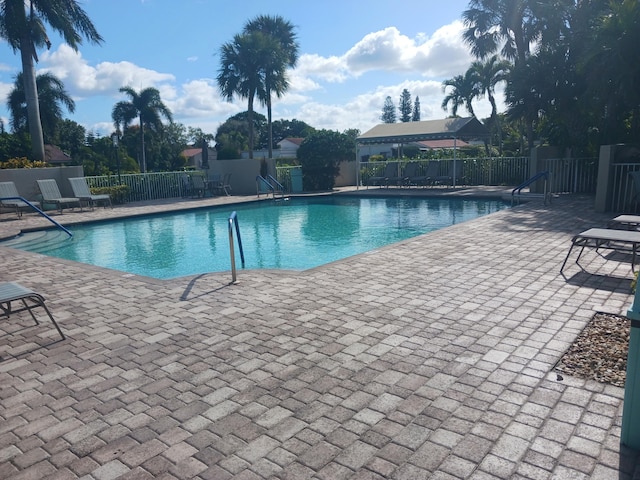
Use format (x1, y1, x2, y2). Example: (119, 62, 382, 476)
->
(228, 211, 245, 283)
(1, 196, 72, 237)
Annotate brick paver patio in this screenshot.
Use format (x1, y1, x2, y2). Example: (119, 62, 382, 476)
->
(1, 190, 639, 479)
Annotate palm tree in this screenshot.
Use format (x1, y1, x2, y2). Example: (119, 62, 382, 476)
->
(112, 86, 173, 173)
(0, 0, 102, 161)
(7, 71, 75, 144)
(469, 55, 510, 153)
(217, 31, 271, 159)
(441, 70, 479, 117)
(244, 15, 299, 159)
(462, 0, 572, 151)
(582, 0, 640, 143)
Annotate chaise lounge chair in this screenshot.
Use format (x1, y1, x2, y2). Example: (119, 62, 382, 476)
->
(608, 215, 640, 230)
(402, 162, 429, 187)
(0, 181, 41, 217)
(37, 179, 81, 213)
(191, 175, 207, 198)
(430, 161, 464, 187)
(368, 162, 400, 188)
(560, 227, 640, 273)
(0, 282, 65, 341)
(69, 177, 112, 210)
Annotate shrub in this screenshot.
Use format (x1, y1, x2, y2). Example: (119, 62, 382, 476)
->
(91, 184, 130, 204)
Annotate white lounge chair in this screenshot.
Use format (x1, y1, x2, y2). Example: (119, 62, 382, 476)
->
(560, 227, 640, 273)
(68, 177, 112, 209)
(36, 179, 81, 213)
(0, 181, 41, 217)
(0, 282, 65, 341)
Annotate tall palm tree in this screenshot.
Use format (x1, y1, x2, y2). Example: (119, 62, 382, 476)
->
(112, 86, 173, 173)
(243, 15, 299, 159)
(441, 70, 479, 117)
(582, 0, 640, 143)
(0, 0, 102, 161)
(7, 71, 75, 144)
(217, 31, 271, 159)
(462, 0, 572, 151)
(469, 55, 510, 153)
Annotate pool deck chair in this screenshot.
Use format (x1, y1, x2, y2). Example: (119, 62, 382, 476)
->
(69, 177, 112, 209)
(37, 179, 81, 213)
(368, 162, 400, 188)
(0, 282, 65, 341)
(402, 162, 429, 187)
(560, 227, 640, 273)
(0, 181, 40, 217)
(608, 215, 640, 230)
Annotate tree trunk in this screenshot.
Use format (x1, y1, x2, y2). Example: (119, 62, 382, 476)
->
(248, 94, 254, 159)
(267, 95, 273, 159)
(488, 93, 503, 156)
(139, 114, 146, 172)
(19, 35, 45, 161)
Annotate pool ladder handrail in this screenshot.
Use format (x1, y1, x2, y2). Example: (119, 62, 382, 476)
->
(256, 175, 285, 199)
(511, 171, 551, 205)
(228, 211, 245, 283)
(0, 196, 73, 237)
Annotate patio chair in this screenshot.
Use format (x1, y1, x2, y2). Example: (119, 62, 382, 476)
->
(0, 181, 41, 218)
(402, 162, 428, 187)
(208, 173, 222, 196)
(191, 175, 206, 198)
(368, 162, 399, 188)
(429, 160, 465, 186)
(0, 282, 65, 341)
(609, 215, 640, 230)
(68, 177, 112, 210)
(560, 227, 640, 273)
(423, 161, 441, 186)
(36, 179, 81, 213)
(221, 173, 232, 196)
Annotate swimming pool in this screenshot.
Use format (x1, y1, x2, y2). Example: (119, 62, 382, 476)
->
(1, 196, 508, 278)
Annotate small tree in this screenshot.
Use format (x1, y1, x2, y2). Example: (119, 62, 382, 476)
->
(381, 96, 396, 123)
(297, 129, 355, 191)
(399, 89, 412, 122)
(412, 96, 421, 121)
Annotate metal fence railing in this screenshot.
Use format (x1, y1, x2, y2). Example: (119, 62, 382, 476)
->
(84, 156, 600, 202)
(359, 157, 531, 187)
(610, 163, 640, 213)
(85, 171, 202, 202)
(542, 157, 599, 195)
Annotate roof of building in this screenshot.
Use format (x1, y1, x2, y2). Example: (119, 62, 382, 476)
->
(357, 117, 489, 145)
(181, 148, 202, 158)
(416, 139, 470, 149)
(279, 137, 304, 146)
(45, 145, 72, 164)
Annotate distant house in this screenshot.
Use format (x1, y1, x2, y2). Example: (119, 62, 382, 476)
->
(357, 117, 489, 160)
(241, 137, 305, 159)
(181, 146, 216, 169)
(45, 145, 72, 165)
(277, 137, 304, 156)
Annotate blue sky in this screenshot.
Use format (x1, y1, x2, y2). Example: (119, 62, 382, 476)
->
(0, 0, 497, 140)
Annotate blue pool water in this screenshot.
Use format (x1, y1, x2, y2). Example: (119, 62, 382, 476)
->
(2, 196, 508, 279)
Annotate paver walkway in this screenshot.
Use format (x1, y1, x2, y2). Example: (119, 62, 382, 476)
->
(1, 191, 639, 479)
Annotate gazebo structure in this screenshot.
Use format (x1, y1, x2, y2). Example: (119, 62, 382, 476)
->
(356, 117, 490, 188)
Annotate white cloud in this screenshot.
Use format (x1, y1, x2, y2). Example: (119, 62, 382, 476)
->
(167, 79, 236, 118)
(293, 21, 473, 85)
(2, 20, 496, 137)
(39, 44, 175, 97)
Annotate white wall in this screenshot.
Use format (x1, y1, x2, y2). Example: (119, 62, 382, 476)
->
(0, 166, 85, 200)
